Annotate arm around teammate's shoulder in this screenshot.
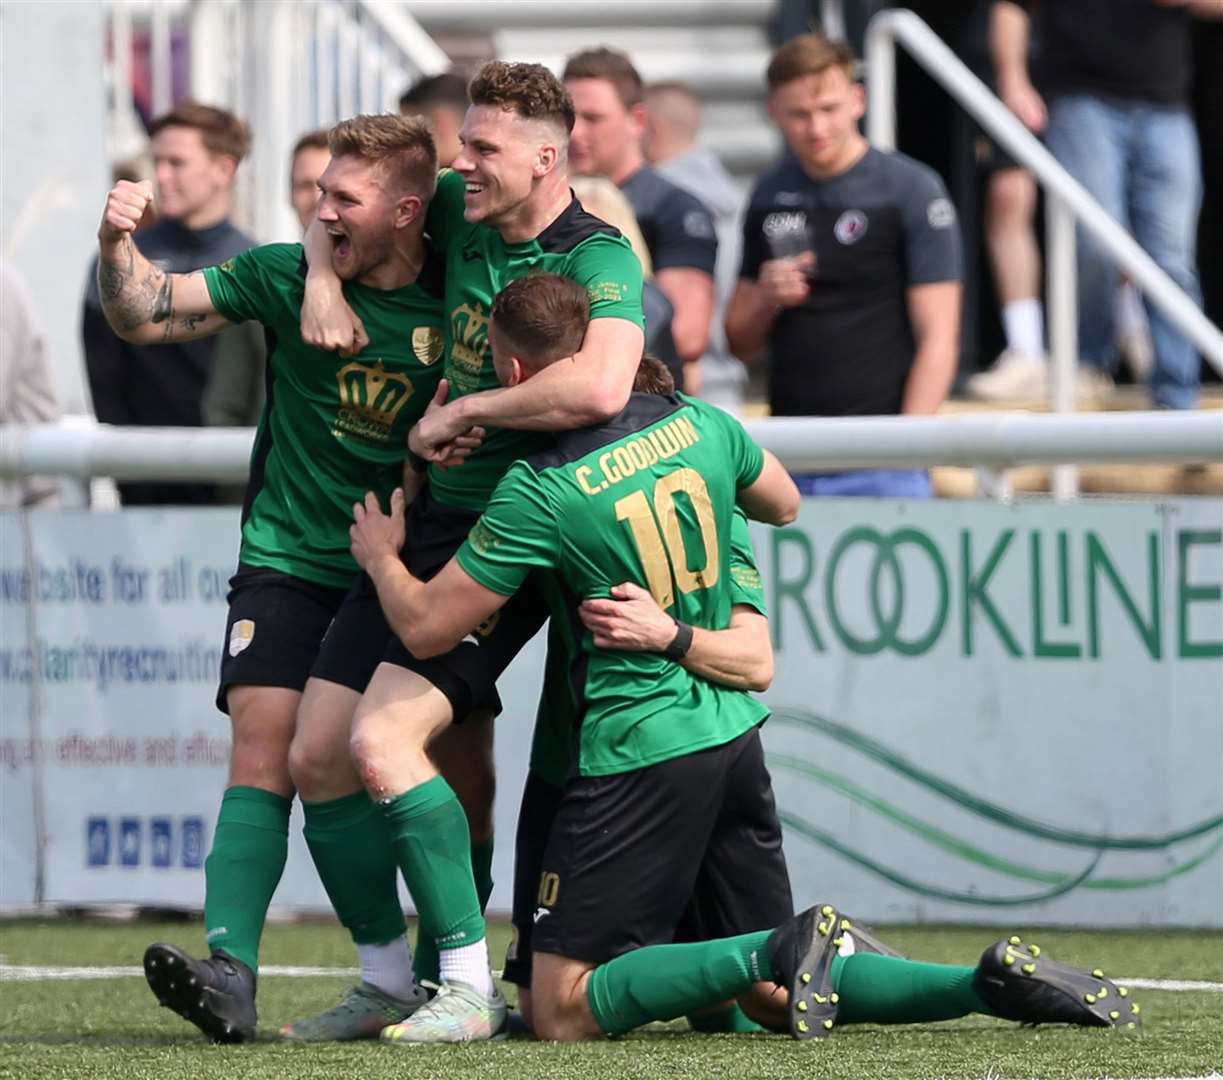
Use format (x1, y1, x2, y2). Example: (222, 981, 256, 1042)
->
(96, 180, 231, 345)
(737, 451, 800, 526)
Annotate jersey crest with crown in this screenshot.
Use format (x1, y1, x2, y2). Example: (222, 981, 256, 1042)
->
(333, 359, 415, 443)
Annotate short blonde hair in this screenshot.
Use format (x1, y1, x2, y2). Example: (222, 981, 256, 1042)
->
(327, 114, 438, 199)
(571, 177, 652, 278)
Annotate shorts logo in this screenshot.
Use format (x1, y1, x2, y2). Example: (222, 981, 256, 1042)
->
(834, 209, 869, 245)
(927, 197, 956, 229)
(228, 619, 255, 657)
(532, 907, 551, 924)
(411, 326, 444, 366)
(537, 870, 560, 908)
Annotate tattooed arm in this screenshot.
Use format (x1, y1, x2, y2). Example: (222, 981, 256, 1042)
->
(97, 180, 232, 344)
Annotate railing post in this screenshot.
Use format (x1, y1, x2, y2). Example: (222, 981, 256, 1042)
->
(1046, 194, 1080, 500)
(864, 16, 896, 149)
(150, 0, 173, 116)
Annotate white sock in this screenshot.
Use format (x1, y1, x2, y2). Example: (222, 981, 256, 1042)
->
(1002, 298, 1045, 357)
(358, 936, 417, 1001)
(439, 940, 493, 996)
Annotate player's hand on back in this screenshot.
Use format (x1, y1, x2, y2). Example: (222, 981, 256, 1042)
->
(580, 582, 676, 653)
(350, 489, 406, 570)
(301, 273, 369, 357)
(99, 180, 154, 245)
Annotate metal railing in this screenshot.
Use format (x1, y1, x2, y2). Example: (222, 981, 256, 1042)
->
(3, 414, 1219, 506)
(864, 8, 1223, 499)
(106, 0, 448, 242)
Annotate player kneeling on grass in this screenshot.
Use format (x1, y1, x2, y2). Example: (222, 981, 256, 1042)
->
(350, 273, 1143, 1044)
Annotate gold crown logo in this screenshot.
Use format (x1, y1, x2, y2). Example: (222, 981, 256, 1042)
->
(336, 360, 415, 426)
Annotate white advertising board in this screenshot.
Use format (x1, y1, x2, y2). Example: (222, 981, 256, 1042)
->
(1, 500, 1219, 926)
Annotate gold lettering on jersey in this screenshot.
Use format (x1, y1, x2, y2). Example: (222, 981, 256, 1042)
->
(412, 326, 444, 366)
(731, 565, 763, 592)
(334, 359, 414, 443)
(573, 415, 702, 496)
(450, 302, 490, 391)
(588, 281, 628, 303)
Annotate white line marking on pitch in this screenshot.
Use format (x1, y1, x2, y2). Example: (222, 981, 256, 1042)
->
(2, 964, 1220, 992)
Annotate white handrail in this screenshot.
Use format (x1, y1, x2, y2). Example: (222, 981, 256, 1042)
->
(864, 8, 1223, 373)
(3, 415, 1219, 484)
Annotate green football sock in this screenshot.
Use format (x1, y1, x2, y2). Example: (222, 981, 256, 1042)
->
(587, 931, 773, 1035)
(413, 835, 494, 984)
(382, 776, 485, 956)
(830, 953, 990, 1024)
(302, 792, 406, 946)
(203, 786, 292, 973)
(686, 1003, 767, 1033)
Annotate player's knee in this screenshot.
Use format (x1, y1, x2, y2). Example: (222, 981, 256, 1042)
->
(287, 730, 342, 797)
(531, 972, 601, 1042)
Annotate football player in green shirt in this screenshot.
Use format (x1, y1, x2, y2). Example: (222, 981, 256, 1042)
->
(281, 62, 647, 1042)
(95, 114, 457, 1043)
(350, 274, 1141, 1043)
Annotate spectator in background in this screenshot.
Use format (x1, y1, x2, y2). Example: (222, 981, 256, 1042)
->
(0, 262, 60, 510)
(288, 128, 331, 231)
(82, 101, 261, 505)
(643, 81, 748, 412)
(563, 48, 717, 394)
(399, 71, 470, 168)
(989, 0, 1217, 410)
(959, 0, 1049, 402)
(725, 34, 962, 498)
(570, 175, 683, 389)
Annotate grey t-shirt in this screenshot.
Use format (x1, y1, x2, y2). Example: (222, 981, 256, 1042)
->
(740, 147, 961, 417)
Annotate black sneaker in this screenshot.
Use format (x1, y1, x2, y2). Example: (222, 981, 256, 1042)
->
(767, 903, 842, 1040)
(143, 942, 258, 1043)
(973, 936, 1141, 1030)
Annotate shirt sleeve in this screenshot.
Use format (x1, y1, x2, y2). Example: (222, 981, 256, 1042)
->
(424, 168, 469, 256)
(695, 398, 765, 488)
(455, 463, 562, 596)
(898, 165, 963, 286)
(567, 235, 646, 329)
(202, 243, 302, 324)
(650, 189, 718, 277)
(728, 509, 766, 616)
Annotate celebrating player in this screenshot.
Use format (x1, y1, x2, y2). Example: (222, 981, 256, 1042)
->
(96, 114, 456, 1043)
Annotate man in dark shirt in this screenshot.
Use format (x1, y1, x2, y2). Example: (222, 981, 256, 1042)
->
(82, 102, 260, 504)
(563, 48, 718, 394)
(726, 33, 962, 498)
(992, 0, 1219, 410)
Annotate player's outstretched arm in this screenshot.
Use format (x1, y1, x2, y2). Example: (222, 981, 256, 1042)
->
(580, 584, 773, 692)
(737, 451, 800, 526)
(96, 180, 231, 345)
(350, 489, 507, 658)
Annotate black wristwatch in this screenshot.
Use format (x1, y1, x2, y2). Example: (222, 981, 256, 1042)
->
(663, 619, 694, 661)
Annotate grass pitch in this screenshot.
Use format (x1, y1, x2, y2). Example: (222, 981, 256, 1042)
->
(1, 918, 1221, 1080)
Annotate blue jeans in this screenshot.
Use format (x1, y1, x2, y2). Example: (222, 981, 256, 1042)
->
(1044, 94, 1202, 409)
(791, 469, 933, 498)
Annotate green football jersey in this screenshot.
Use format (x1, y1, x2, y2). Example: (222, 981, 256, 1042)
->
(203, 243, 446, 588)
(456, 393, 769, 777)
(424, 169, 645, 511)
(528, 509, 767, 786)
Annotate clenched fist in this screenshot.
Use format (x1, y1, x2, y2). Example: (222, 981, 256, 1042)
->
(99, 180, 155, 245)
